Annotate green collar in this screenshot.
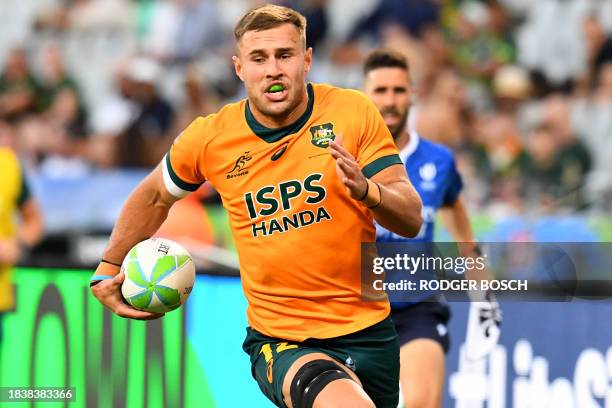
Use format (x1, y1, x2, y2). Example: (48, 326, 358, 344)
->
(245, 83, 314, 143)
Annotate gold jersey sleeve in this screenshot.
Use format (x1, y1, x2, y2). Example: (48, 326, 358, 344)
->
(353, 90, 403, 177)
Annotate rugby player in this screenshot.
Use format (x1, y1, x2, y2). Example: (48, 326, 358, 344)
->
(363, 49, 501, 408)
(91, 5, 422, 408)
(0, 146, 43, 346)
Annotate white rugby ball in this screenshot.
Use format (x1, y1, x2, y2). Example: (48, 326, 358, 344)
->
(121, 238, 195, 313)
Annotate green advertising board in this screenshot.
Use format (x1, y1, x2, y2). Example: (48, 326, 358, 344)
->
(0, 268, 215, 408)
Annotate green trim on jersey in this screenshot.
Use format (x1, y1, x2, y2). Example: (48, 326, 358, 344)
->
(362, 154, 403, 178)
(245, 83, 315, 143)
(165, 154, 202, 191)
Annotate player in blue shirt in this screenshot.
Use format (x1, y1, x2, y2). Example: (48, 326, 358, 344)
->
(363, 50, 500, 408)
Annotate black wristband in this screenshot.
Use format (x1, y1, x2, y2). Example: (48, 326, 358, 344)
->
(101, 259, 122, 267)
(357, 180, 370, 201)
(367, 183, 382, 209)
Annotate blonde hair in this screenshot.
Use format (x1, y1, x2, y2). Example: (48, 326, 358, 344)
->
(234, 4, 307, 48)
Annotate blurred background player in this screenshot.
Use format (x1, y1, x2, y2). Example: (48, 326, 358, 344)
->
(0, 145, 43, 346)
(363, 49, 500, 408)
(91, 5, 423, 408)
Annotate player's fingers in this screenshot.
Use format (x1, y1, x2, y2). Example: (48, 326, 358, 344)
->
(114, 303, 164, 320)
(329, 147, 341, 160)
(329, 138, 353, 159)
(329, 142, 349, 159)
(337, 157, 357, 177)
(111, 272, 125, 288)
(343, 178, 358, 189)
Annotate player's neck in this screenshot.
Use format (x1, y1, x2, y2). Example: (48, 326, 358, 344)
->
(395, 130, 410, 151)
(249, 87, 310, 129)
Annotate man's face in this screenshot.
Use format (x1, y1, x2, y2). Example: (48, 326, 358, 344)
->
(233, 24, 312, 123)
(364, 67, 411, 139)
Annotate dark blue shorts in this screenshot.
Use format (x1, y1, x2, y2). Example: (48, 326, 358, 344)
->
(390, 301, 451, 353)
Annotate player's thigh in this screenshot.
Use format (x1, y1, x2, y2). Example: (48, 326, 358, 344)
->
(345, 317, 401, 408)
(282, 352, 374, 408)
(243, 331, 368, 408)
(400, 339, 445, 408)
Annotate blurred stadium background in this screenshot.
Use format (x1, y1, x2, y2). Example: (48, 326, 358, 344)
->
(0, 0, 611, 407)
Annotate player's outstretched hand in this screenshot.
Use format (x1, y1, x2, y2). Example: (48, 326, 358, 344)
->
(91, 272, 165, 320)
(329, 137, 368, 200)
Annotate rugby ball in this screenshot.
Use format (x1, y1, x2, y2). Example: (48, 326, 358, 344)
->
(121, 238, 195, 313)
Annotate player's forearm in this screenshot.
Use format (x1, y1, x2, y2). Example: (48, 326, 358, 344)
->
(369, 180, 422, 238)
(103, 169, 177, 264)
(440, 199, 495, 284)
(440, 199, 475, 245)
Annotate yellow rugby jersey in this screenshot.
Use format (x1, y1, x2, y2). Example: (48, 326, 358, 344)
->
(0, 148, 29, 311)
(163, 83, 402, 341)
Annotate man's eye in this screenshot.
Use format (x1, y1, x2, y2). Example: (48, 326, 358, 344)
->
(253, 57, 264, 63)
(281, 54, 291, 59)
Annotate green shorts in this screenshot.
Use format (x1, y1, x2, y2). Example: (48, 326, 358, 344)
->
(242, 316, 400, 408)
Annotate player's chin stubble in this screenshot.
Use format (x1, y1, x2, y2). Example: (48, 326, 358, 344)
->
(390, 112, 409, 140)
(255, 92, 298, 120)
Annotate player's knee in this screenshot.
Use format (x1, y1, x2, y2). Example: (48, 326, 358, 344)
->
(289, 359, 358, 408)
(403, 384, 441, 408)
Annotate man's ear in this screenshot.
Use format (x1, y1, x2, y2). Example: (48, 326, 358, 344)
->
(304, 47, 313, 75)
(232, 55, 244, 82)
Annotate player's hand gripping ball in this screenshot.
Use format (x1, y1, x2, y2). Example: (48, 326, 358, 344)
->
(121, 238, 195, 313)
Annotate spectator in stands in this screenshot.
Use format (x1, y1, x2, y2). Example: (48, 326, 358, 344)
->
(0, 48, 42, 121)
(37, 44, 82, 110)
(411, 68, 472, 149)
(522, 122, 563, 210)
(87, 60, 137, 168)
(492, 64, 532, 114)
(516, 0, 590, 92)
(35, 0, 134, 33)
(173, 0, 228, 62)
(583, 13, 612, 88)
(117, 57, 174, 167)
(38, 44, 88, 140)
(472, 112, 528, 205)
(172, 64, 218, 133)
(541, 95, 592, 209)
(449, 1, 515, 87)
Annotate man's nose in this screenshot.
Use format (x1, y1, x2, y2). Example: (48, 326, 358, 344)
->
(382, 91, 397, 107)
(265, 57, 283, 77)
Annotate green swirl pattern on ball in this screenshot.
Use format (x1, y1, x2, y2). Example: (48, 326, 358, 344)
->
(125, 247, 190, 311)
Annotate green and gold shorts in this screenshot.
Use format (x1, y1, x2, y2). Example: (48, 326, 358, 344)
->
(243, 316, 400, 408)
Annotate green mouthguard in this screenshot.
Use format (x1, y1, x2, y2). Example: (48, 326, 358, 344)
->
(269, 84, 284, 93)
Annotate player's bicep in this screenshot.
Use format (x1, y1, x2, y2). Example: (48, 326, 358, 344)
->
(162, 116, 209, 198)
(371, 163, 421, 209)
(150, 164, 183, 207)
(369, 163, 409, 186)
